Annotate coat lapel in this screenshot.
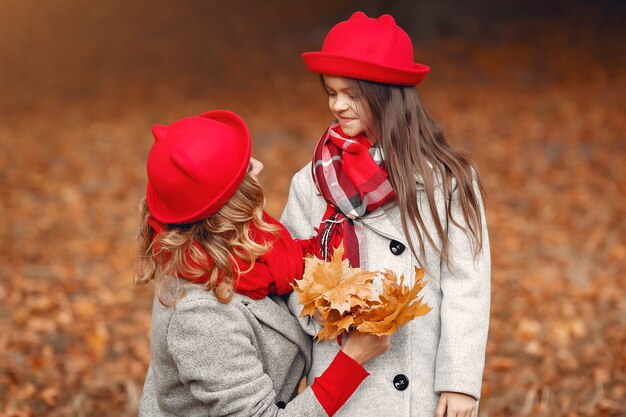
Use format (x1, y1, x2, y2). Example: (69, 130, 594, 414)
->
(359, 173, 443, 245)
(240, 295, 311, 360)
(360, 204, 407, 244)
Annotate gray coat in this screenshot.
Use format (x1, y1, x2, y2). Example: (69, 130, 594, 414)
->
(281, 163, 491, 417)
(139, 283, 327, 417)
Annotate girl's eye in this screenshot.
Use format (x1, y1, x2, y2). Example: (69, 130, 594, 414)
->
(326, 91, 337, 97)
(248, 162, 253, 172)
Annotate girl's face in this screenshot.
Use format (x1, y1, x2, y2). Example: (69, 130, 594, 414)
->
(323, 75, 368, 138)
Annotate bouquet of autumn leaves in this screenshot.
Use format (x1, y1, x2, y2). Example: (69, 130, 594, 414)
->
(292, 245, 432, 341)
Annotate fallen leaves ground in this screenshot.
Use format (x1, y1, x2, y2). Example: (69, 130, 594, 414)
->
(0, 2, 624, 416)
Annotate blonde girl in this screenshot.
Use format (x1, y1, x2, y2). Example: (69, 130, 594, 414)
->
(137, 110, 390, 417)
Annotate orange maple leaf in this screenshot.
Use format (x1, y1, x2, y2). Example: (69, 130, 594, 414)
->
(355, 268, 432, 336)
(292, 246, 431, 341)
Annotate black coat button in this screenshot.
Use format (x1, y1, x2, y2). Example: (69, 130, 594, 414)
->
(389, 240, 405, 255)
(276, 401, 286, 409)
(393, 374, 409, 391)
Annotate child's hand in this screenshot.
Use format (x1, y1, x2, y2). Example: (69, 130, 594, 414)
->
(435, 392, 476, 417)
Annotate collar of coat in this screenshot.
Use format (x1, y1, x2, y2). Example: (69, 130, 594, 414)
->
(358, 164, 446, 246)
(360, 204, 407, 245)
(236, 294, 312, 365)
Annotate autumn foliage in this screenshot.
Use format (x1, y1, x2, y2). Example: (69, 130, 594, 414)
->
(293, 245, 431, 340)
(1, 2, 625, 416)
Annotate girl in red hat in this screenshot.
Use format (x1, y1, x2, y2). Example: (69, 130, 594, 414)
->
(282, 12, 491, 417)
(136, 110, 390, 416)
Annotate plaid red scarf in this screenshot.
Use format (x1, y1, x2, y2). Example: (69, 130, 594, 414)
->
(148, 212, 307, 299)
(312, 123, 395, 267)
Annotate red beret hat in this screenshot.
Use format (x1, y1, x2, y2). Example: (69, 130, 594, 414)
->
(146, 110, 251, 224)
(302, 11, 430, 86)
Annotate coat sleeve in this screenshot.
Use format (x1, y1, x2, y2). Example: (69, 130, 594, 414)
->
(281, 165, 324, 336)
(280, 164, 318, 240)
(434, 178, 491, 400)
(166, 298, 326, 417)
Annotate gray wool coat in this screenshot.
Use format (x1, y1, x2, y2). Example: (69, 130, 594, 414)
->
(281, 163, 491, 417)
(139, 283, 327, 417)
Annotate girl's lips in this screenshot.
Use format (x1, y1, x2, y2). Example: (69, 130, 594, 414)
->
(339, 116, 356, 123)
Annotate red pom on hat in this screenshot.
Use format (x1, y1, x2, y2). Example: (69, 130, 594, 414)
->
(302, 11, 429, 85)
(146, 110, 251, 224)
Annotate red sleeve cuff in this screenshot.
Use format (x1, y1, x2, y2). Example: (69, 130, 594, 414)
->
(310, 350, 369, 416)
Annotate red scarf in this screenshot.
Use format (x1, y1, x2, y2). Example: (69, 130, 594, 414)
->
(312, 123, 395, 267)
(148, 212, 307, 299)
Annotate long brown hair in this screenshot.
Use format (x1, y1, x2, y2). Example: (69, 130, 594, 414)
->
(135, 173, 279, 306)
(323, 76, 486, 266)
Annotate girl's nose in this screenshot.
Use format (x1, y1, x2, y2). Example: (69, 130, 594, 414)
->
(331, 96, 349, 113)
(249, 157, 264, 178)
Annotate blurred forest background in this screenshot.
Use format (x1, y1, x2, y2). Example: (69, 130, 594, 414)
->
(1, 0, 625, 416)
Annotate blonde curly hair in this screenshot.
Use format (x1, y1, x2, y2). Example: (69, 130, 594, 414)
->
(135, 174, 279, 306)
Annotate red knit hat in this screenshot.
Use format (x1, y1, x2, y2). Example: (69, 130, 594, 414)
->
(146, 110, 251, 224)
(302, 11, 430, 86)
